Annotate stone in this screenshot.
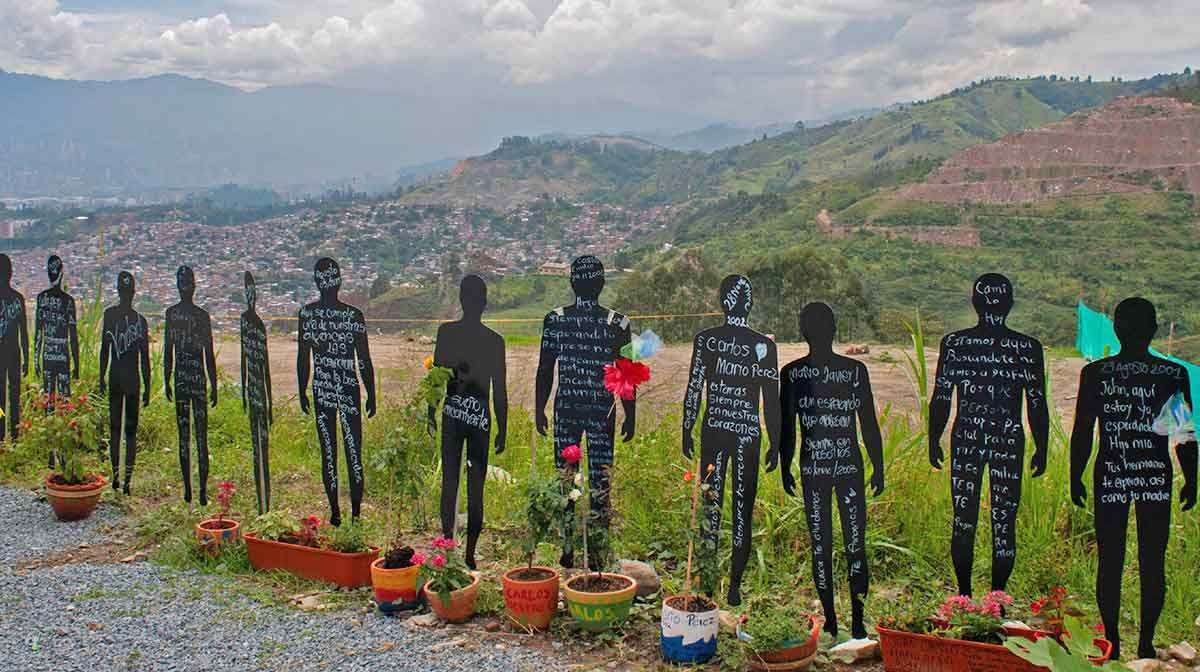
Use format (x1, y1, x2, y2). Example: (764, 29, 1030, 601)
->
(429, 638, 467, 653)
(484, 621, 501, 633)
(119, 551, 147, 563)
(617, 559, 660, 598)
(829, 638, 880, 663)
(1169, 642, 1198, 665)
(1127, 659, 1165, 672)
(408, 613, 441, 628)
(719, 610, 740, 634)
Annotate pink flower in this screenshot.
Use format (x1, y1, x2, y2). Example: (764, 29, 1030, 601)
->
(431, 537, 459, 550)
(429, 554, 447, 568)
(560, 444, 582, 465)
(411, 552, 426, 567)
(603, 357, 651, 401)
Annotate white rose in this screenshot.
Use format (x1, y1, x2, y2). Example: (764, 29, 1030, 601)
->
(573, 472, 584, 487)
(568, 488, 582, 502)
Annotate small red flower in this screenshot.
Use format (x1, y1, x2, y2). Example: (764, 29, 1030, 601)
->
(1092, 623, 1105, 634)
(430, 554, 447, 568)
(561, 444, 582, 465)
(411, 552, 426, 567)
(431, 536, 459, 550)
(603, 357, 651, 401)
(1031, 599, 1045, 615)
(304, 515, 322, 528)
(683, 471, 694, 483)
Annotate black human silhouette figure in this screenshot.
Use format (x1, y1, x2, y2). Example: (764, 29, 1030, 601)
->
(164, 266, 218, 506)
(35, 255, 80, 467)
(929, 273, 1049, 597)
(297, 257, 376, 526)
(1070, 297, 1197, 660)
(99, 271, 150, 494)
(780, 302, 884, 639)
(0, 254, 28, 444)
(428, 275, 507, 570)
(241, 272, 273, 515)
(536, 255, 634, 568)
(682, 274, 780, 606)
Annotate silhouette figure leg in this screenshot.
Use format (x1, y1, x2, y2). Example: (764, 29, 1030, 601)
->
(194, 399, 209, 506)
(108, 381, 125, 489)
(727, 433, 760, 607)
(176, 398, 194, 503)
(988, 442, 1023, 592)
(315, 402, 342, 525)
(1135, 498, 1171, 659)
(802, 480, 838, 635)
(553, 411, 585, 568)
(337, 402, 364, 521)
(122, 384, 138, 495)
(585, 411, 616, 533)
(463, 426, 489, 570)
(949, 444, 985, 596)
(836, 478, 870, 638)
(1095, 497, 1129, 659)
(250, 411, 270, 514)
(0, 365, 18, 441)
(439, 424, 465, 540)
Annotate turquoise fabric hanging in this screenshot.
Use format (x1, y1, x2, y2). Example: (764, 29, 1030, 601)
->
(1076, 301, 1200, 404)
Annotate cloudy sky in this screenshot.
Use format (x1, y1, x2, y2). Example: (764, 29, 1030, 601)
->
(4, 0, 1200, 127)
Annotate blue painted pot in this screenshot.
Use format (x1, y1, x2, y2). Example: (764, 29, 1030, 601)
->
(660, 596, 720, 665)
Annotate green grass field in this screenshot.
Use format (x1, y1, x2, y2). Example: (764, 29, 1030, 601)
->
(1, 301, 1196, 667)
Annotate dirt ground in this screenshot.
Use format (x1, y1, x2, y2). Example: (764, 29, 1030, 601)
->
(215, 335, 1086, 421)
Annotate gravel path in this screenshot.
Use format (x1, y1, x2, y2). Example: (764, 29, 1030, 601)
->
(1, 487, 560, 672)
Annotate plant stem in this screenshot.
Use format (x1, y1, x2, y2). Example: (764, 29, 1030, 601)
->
(683, 450, 702, 600)
(582, 436, 590, 577)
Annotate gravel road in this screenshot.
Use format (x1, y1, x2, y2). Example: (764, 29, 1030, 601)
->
(0, 486, 560, 672)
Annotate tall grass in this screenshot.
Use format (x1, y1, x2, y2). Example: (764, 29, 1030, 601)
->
(1, 304, 1196, 655)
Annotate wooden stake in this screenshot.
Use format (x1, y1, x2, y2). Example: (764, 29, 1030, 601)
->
(682, 451, 702, 601)
(1168, 322, 1176, 356)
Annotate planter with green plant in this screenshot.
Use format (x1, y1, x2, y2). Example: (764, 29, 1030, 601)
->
(29, 393, 107, 521)
(735, 605, 822, 671)
(419, 536, 480, 623)
(196, 481, 240, 555)
(502, 461, 565, 631)
(244, 512, 379, 588)
(661, 463, 720, 665)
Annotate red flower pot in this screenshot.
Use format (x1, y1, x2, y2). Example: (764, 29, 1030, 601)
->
(196, 519, 241, 556)
(244, 533, 379, 588)
(44, 474, 106, 521)
(501, 567, 560, 631)
(878, 626, 1113, 671)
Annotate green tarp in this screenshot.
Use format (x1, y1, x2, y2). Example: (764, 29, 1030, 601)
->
(1075, 301, 1200, 404)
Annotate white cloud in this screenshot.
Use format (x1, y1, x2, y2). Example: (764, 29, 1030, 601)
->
(1, 0, 1198, 124)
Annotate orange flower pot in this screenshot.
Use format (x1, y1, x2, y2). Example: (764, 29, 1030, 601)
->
(423, 572, 481, 624)
(501, 567, 560, 631)
(371, 558, 423, 613)
(244, 533, 379, 588)
(195, 519, 241, 556)
(45, 474, 106, 522)
(738, 614, 822, 671)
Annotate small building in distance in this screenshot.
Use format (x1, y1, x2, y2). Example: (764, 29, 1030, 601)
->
(536, 261, 570, 276)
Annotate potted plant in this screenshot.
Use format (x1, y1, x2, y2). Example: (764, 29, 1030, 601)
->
(502, 466, 565, 631)
(420, 536, 480, 623)
(29, 393, 107, 521)
(1005, 614, 1124, 671)
(735, 605, 823, 672)
(196, 481, 240, 555)
(244, 512, 379, 588)
(661, 464, 721, 664)
(371, 545, 424, 614)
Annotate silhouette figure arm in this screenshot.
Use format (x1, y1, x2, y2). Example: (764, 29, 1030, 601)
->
(138, 317, 150, 407)
(618, 318, 635, 442)
(18, 297, 28, 376)
(33, 301, 42, 376)
(858, 364, 885, 496)
(99, 311, 111, 393)
(493, 335, 508, 454)
(240, 318, 248, 413)
(1026, 343, 1050, 477)
(928, 336, 953, 469)
(761, 341, 781, 472)
(204, 313, 217, 407)
(263, 324, 274, 425)
(162, 312, 174, 402)
(296, 312, 311, 414)
(681, 333, 706, 460)
(534, 313, 557, 436)
(355, 312, 376, 418)
(1176, 369, 1197, 511)
(68, 299, 79, 379)
(428, 324, 447, 436)
(1069, 366, 1098, 508)
(778, 366, 798, 496)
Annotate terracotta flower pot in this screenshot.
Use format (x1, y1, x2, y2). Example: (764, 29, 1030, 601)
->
(501, 566, 560, 631)
(562, 572, 637, 632)
(244, 533, 379, 588)
(661, 595, 720, 665)
(371, 558, 423, 614)
(423, 572, 481, 624)
(1002, 625, 1114, 664)
(738, 614, 822, 671)
(195, 519, 241, 556)
(877, 626, 1114, 672)
(44, 473, 106, 522)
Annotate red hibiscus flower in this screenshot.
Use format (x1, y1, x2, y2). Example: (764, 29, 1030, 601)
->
(604, 357, 650, 401)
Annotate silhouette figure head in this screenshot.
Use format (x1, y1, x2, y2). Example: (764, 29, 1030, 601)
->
(719, 274, 753, 324)
(1113, 297, 1157, 354)
(800, 302, 836, 352)
(117, 271, 135, 306)
(460, 274, 487, 319)
(176, 265, 196, 303)
(972, 273, 1013, 326)
(313, 257, 342, 299)
(244, 271, 257, 311)
(570, 256, 605, 302)
(0, 254, 11, 287)
(47, 255, 64, 288)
